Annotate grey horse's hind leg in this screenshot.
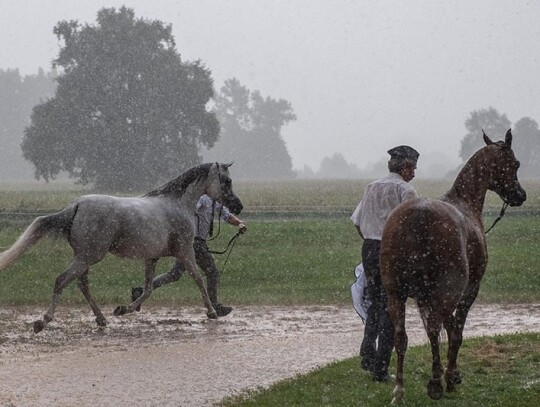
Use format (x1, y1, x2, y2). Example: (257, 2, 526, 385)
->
(114, 258, 157, 316)
(34, 258, 89, 334)
(77, 270, 107, 327)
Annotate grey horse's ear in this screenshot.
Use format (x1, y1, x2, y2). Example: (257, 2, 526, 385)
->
(482, 129, 493, 146)
(223, 162, 233, 169)
(504, 129, 513, 148)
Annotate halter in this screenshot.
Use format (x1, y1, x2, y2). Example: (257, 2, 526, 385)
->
(207, 162, 225, 240)
(484, 201, 509, 234)
(207, 162, 241, 271)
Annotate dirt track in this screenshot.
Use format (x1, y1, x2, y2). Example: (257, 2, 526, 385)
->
(1, 303, 539, 406)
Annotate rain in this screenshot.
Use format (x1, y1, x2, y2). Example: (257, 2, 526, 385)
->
(0, 1, 539, 406)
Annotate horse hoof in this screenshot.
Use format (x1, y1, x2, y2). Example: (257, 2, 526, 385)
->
(427, 378, 444, 400)
(446, 370, 461, 392)
(207, 311, 218, 319)
(391, 385, 404, 404)
(96, 317, 107, 327)
(113, 305, 127, 316)
(452, 370, 462, 385)
(33, 320, 45, 334)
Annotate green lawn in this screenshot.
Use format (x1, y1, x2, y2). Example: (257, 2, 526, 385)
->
(222, 333, 540, 407)
(0, 215, 538, 306)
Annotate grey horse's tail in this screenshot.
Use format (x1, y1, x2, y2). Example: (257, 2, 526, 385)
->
(0, 203, 79, 271)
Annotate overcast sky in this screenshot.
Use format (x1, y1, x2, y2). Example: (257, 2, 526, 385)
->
(2, 0, 539, 175)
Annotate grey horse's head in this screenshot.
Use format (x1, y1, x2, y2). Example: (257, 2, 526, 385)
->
(207, 163, 243, 215)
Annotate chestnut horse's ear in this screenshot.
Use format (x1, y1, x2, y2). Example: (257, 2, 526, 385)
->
(505, 129, 513, 148)
(482, 129, 493, 145)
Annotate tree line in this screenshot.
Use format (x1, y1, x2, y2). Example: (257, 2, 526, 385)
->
(1, 7, 538, 188)
(302, 107, 540, 180)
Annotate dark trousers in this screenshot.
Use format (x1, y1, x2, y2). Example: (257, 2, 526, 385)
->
(359, 239, 395, 377)
(152, 238, 221, 306)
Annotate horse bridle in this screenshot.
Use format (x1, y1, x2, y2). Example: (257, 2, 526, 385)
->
(484, 201, 509, 234)
(206, 163, 241, 272)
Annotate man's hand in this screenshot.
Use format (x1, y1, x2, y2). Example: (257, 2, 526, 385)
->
(238, 222, 247, 234)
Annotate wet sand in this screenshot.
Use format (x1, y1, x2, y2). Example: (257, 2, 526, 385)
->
(1, 303, 539, 406)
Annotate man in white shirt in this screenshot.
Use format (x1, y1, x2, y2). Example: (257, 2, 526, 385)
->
(350, 145, 419, 382)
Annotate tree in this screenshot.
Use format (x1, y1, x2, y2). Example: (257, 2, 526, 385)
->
(0, 68, 55, 180)
(459, 107, 540, 179)
(513, 117, 540, 178)
(205, 78, 296, 179)
(22, 7, 219, 191)
(318, 153, 360, 179)
(459, 107, 511, 161)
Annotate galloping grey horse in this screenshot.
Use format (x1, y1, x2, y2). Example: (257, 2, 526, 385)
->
(0, 162, 243, 333)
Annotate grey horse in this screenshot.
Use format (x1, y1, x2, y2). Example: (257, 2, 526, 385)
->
(0, 162, 243, 333)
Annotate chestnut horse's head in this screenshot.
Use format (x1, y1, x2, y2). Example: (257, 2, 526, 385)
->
(482, 129, 527, 207)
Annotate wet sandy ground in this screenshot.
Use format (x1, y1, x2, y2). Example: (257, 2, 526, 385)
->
(0, 303, 539, 406)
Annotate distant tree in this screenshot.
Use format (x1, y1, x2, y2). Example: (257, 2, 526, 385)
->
(206, 78, 296, 179)
(295, 164, 316, 179)
(317, 153, 360, 179)
(22, 7, 219, 191)
(0, 68, 55, 180)
(513, 117, 540, 178)
(459, 107, 511, 161)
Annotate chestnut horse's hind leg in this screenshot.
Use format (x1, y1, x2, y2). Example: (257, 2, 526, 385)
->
(387, 295, 407, 405)
(445, 286, 480, 391)
(443, 313, 462, 391)
(77, 270, 107, 327)
(418, 303, 445, 400)
(34, 258, 89, 333)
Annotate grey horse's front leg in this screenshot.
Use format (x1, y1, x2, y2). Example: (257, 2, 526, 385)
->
(114, 258, 157, 316)
(179, 252, 217, 319)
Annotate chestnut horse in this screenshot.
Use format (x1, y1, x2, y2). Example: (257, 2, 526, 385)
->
(380, 130, 526, 404)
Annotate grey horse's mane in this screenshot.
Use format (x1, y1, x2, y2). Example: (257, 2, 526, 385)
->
(144, 163, 213, 198)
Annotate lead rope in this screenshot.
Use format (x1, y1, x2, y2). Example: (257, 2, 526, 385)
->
(209, 231, 241, 273)
(207, 200, 222, 241)
(484, 202, 509, 234)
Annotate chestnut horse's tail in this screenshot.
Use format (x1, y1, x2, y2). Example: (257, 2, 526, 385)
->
(0, 203, 79, 270)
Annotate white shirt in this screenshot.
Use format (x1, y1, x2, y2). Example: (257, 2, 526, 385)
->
(350, 173, 418, 240)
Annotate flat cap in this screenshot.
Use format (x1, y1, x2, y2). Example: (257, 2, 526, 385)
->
(387, 145, 419, 161)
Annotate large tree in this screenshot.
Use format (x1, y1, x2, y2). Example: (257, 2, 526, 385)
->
(0, 68, 55, 180)
(22, 7, 219, 191)
(206, 78, 296, 179)
(459, 107, 511, 161)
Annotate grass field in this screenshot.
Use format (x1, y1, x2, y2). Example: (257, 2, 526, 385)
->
(0, 178, 538, 213)
(222, 332, 540, 406)
(0, 214, 538, 306)
(0, 180, 538, 406)
(0, 178, 538, 306)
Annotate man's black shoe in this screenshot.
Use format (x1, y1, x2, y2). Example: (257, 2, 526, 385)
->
(373, 372, 395, 383)
(360, 358, 374, 372)
(214, 304, 233, 317)
(131, 287, 143, 312)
